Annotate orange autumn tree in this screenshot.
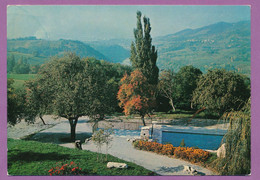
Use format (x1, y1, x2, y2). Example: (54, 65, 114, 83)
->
(117, 70, 156, 126)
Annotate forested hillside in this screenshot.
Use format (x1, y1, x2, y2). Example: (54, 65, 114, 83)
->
(154, 21, 250, 75)
(7, 21, 250, 76)
(7, 38, 109, 65)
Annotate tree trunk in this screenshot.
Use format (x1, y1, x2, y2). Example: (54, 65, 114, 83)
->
(92, 121, 98, 133)
(39, 115, 46, 125)
(169, 99, 176, 112)
(141, 115, 146, 126)
(69, 117, 78, 142)
(188, 107, 206, 123)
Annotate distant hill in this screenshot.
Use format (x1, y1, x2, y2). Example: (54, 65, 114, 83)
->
(7, 38, 109, 64)
(88, 43, 130, 63)
(153, 21, 250, 75)
(7, 21, 251, 76)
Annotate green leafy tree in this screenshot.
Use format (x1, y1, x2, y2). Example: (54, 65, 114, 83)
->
(192, 69, 250, 116)
(158, 69, 176, 111)
(7, 79, 25, 125)
(7, 55, 16, 73)
(117, 70, 156, 126)
(103, 125, 114, 161)
(175, 65, 202, 109)
(29, 53, 115, 141)
(214, 98, 250, 175)
(24, 79, 52, 125)
(13, 57, 30, 74)
(92, 129, 106, 161)
(82, 58, 117, 132)
(130, 11, 159, 85)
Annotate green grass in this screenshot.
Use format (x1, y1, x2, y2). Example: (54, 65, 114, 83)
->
(7, 74, 36, 90)
(7, 74, 37, 81)
(8, 138, 156, 176)
(154, 109, 218, 119)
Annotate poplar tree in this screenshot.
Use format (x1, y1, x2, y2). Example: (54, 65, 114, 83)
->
(130, 11, 159, 85)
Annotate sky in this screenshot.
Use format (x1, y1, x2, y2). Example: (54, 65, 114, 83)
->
(7, 5, 250, 41)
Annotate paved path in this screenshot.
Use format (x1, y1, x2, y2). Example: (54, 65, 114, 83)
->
(31, 117, 214, 176)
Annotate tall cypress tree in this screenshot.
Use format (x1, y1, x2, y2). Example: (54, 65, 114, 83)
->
(130, 11, 159, 85)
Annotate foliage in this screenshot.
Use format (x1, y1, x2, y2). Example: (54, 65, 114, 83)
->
(192, 69, 250, 116)
(156, 21, 250, 76)
(174, 147, 210, 163)
(24, 79, 52, 125)
(103, 126, 114, 161)
(26, 53, 116, 141)
(158, 69, 176, 111)
(83, 58, 132, 125)
(213, 98, 251, 175)
(174, 65, 202, 109)
(7, 54, 15, 73)
(12, 57, 31, 74)
(48, 161, 85, 176)
(130, 11, 159, 85)
(92, 126, 114, 162)
(7, 38, 108, 63)
(92, 129, 106, 161)
(134, 140, 210, 163)
(7, 79, 25, 125)
(117, 70, 156, 126)
(8, 139, 156, 176)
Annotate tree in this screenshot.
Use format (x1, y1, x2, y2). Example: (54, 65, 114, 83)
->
(29, 53, 115, 141)
(175, 65, 202, 109)
(92, 129, 106, 162)
(214, 98, 250, 175)
(130, 11, 159, 85)
(103, 125, 114, 161)
(13, 57, 30, 74)
(81, 58, 118, 132)
(7, 79, 25, 125)
(192, 69, 250, 116)
(7, 55, 15, 73)
(158, 69, 176, 111)
(24, 79, 52, 125)
(117, 70, 156, 126)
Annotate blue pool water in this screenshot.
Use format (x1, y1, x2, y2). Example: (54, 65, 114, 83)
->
(162, 131, 224, 150)
(97, 128, 141, 137)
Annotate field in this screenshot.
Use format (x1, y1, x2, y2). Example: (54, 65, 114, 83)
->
(7, 74, 36, 89)
(8, 138, 156, 176)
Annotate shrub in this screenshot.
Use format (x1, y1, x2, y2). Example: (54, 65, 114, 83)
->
(174, 147, 210, 163)
(133, 140, 209, 163)
(48, 161, 85, 176)
(161, 144, 175, 155)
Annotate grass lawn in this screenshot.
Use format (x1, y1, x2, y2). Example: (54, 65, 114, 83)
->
(8, 138, 156, 176)
(7, 74, 36, 90)
(154, 109, 219, 120)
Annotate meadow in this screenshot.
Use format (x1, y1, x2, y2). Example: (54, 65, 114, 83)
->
(7, 74, 36, 89)
(8, 138, 156, 176)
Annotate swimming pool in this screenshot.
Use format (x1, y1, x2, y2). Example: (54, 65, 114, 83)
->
(162, 131, 224, 150)
(97, 128, 141, 137)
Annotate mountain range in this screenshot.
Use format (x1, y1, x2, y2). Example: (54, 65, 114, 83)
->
(7, 20, 250, 75)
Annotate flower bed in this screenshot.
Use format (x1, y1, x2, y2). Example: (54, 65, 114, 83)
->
(48, 161, 84, 176)
(133, 140, 210, 163)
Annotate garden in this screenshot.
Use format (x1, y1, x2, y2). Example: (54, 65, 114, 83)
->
(7, 10, 251, 176)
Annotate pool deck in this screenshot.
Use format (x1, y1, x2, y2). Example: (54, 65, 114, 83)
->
(31, 117, 216, 176)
